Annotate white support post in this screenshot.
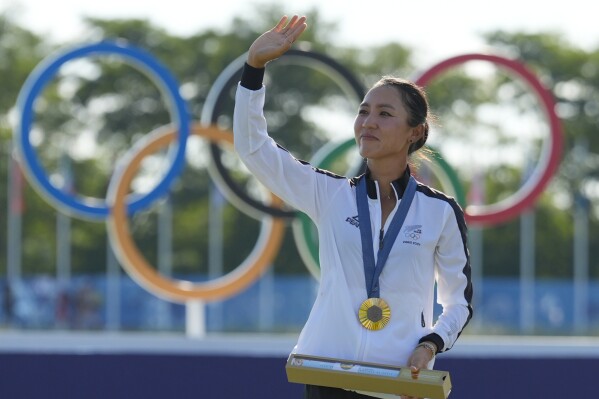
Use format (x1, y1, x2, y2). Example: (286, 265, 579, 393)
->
(186, 300, 206, 338)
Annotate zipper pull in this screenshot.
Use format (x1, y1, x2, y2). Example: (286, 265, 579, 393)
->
(379, 228, 384, 250)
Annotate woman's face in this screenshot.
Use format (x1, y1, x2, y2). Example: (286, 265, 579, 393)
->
(354, 85, 420, 161)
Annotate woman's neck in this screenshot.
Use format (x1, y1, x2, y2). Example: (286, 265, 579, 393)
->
(367, 158, 408, 186)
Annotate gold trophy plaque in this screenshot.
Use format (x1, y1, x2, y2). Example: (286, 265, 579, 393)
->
(286, 354, 452, 399)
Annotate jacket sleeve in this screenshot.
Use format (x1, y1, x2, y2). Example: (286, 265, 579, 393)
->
(233, 83, 334, 222)
(421, 200, 473, 353)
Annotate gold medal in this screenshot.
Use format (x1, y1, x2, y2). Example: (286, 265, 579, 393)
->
(358, 298, 391, 330)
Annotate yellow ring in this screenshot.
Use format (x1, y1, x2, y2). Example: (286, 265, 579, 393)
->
(107, 123, 285, 303)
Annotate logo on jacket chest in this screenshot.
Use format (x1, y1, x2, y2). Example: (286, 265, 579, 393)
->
(344, 218, 422, 247)
(345, 215, 359, 228)
(402, 224, 422, 246)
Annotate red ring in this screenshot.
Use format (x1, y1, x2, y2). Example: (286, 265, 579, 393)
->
(415, 54, 563, 226)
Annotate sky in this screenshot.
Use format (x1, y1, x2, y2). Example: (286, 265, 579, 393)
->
(2, 0, 599, 67)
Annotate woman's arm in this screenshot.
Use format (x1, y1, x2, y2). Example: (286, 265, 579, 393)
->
(233, 16, 342, 219)
(427, 200, 474, 352)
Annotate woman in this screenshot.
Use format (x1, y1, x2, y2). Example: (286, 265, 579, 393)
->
(233, 15, 473, 399)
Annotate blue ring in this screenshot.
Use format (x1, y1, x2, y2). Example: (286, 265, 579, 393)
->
(15, 40, 190, 220)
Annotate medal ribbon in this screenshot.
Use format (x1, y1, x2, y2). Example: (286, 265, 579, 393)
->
(357, 175, 417, 298)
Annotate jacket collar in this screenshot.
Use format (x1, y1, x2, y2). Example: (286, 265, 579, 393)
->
(353, 166, 412, 200)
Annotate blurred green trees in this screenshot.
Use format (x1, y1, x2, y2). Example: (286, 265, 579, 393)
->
(0, 5, 598, 283)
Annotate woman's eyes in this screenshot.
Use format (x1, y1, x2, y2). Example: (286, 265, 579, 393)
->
(358, 109, 392, 116)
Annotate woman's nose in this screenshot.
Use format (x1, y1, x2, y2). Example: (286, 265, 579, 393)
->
(362, 114, 376, 128)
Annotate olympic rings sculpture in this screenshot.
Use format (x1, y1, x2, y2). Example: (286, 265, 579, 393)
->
(14, 40, 563, 302)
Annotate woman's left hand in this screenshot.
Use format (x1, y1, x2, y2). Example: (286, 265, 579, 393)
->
(400, 346, 435, 399)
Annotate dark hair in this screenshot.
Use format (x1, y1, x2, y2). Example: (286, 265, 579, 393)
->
(371, 76, 433, 156)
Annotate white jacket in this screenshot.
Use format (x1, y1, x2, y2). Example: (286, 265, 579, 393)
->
(234, 83, 472, 374)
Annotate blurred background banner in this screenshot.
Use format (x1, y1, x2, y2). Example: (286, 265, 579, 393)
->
(1, 1, 599, 398)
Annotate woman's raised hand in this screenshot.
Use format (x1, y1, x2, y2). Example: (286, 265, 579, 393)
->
(247, 15, 307, 68)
